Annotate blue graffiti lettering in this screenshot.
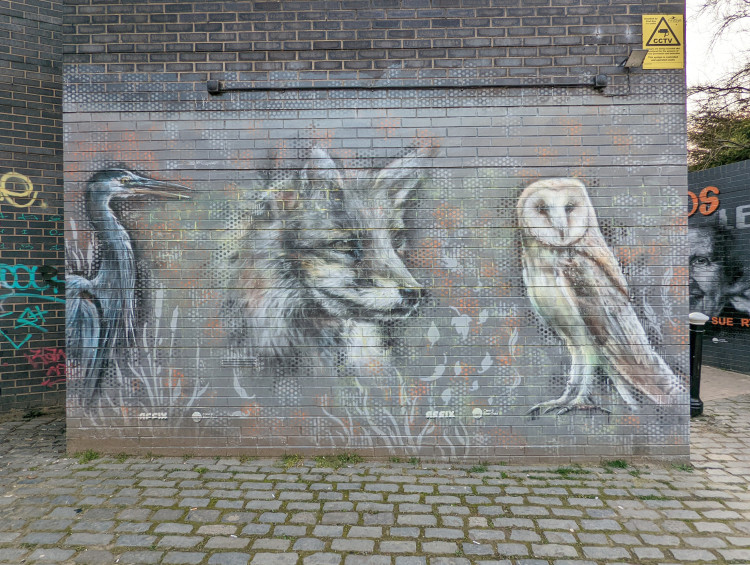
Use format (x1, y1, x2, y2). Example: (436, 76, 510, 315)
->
(0, 329, 32, 350)
(0, 292, 64, 351)
(1, 264, 44, 290)
(0, 264, 64, 293)
(15, 306, 48, 333)
(0, 306, 49, 349)
(0, 264, 47, 291)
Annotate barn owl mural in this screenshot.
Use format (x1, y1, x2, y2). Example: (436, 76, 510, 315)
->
(517, 178, 683, 416)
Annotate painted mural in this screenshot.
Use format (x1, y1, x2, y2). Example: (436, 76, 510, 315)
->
(688, 164, 750, 373)
(66, 169, 190, 403)
(518, 179, 682, 416)
(64, 91, 689, 457)
(689, 224, 749, 319)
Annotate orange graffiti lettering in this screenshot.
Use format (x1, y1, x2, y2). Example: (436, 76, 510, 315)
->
(688, 186, 720, 217)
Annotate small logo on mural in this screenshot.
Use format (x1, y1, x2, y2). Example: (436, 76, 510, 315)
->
(472, 407, 503, 419)
(138, 412, 168, 421)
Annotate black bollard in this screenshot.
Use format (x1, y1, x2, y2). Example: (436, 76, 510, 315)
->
(689, 312, 710, 417)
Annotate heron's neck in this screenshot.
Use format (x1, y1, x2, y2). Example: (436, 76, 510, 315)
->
(87, 191, 136, 291)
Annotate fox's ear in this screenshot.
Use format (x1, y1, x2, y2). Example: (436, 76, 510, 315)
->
(374, 147, 434, 208)
(301, 146, 344, 195)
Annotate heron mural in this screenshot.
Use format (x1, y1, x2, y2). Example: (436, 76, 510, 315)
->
(66, 169, 190, 403)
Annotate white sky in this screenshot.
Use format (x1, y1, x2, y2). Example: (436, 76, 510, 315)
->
(686, 0, 745, 87)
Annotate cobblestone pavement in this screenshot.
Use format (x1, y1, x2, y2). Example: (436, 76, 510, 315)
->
(1, 397, 748, 565)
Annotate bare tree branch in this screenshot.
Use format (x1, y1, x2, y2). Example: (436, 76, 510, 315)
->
(687, 1, 750, 167)
(696, 0, 750, 46)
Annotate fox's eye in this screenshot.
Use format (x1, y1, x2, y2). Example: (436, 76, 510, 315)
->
(564, 203, 576, 215)
(536, 202, 549, 216)
(332, 239, 351, 252)
(393, 230, 407, 251)
(120, 176, 130, 185)
(331, 238, 362, 260)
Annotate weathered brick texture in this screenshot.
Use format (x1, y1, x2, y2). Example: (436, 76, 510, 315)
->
(64, 1, 689, 460)
(64, 0, 683, 88)
(0, 0, 65, 414)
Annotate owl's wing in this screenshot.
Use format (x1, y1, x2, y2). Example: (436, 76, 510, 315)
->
(568, 250, 681, 405)
(578, 233, 629, 299)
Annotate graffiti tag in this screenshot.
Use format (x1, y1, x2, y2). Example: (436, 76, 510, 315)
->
(425, 410, 456, 419)
(0, 264, 64, 294)
(0, 265, 65, 349)
(24, 347, 66, 386)
(688, 185, 750, 229)
(0, 292, 65, 349)
(0, 172, 39, 208)
(0, 306, 49, 349)
(138, 412, 168, 421)
(12, 306, 48, 332)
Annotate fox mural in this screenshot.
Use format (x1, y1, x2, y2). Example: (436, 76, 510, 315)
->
(66, 145, 467, 453)
(220, 147, 431, 399)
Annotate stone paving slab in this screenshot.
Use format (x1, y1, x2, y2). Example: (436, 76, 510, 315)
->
(700, 366, 750, 401)
(0, 396, 749, 564)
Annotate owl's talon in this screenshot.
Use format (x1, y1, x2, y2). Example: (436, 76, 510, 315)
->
(556, 404, 611, 416)
(527, 397, 610, 418)
(526, 406, 542, 419)
(526, 400, 570, 419)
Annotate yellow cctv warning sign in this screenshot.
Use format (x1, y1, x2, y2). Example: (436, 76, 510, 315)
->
(642, 14, 684, 69)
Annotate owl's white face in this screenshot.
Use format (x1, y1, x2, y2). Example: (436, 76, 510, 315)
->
(517, 178, 596, 247)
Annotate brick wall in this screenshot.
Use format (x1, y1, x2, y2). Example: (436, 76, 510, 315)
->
(689, 159, 750, 374)
(0, 0, 65, 415)
(64, 1, 689, 461)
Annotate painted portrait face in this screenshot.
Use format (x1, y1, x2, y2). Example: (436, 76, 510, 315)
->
(689, 227, 727, 318)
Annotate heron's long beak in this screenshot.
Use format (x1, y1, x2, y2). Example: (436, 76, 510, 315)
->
(133, 178, 191, 199)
